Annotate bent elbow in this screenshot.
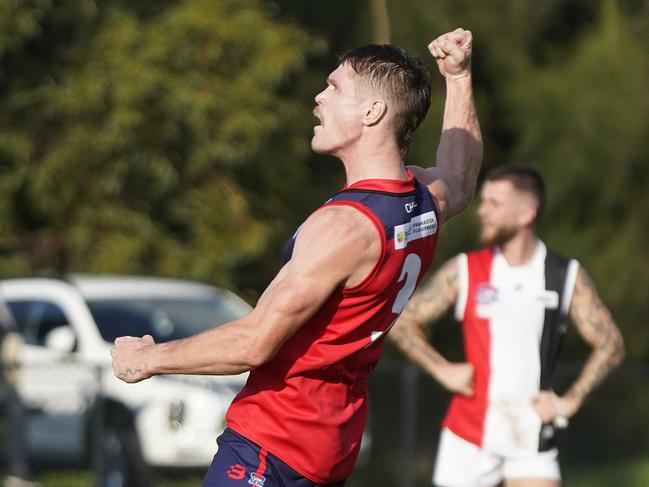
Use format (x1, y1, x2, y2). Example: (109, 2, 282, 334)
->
(458, 191, 475, 214)
(446, 191, 475, 222)
(242, 343, 276, 370)
(611, 341, 626, 366)
(240, 353, 264, 371)
(605, 333, 626, 367)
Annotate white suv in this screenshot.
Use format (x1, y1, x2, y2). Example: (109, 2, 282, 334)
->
(0, 275, 252, 486)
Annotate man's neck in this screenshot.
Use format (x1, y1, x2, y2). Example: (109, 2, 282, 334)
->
(338, 137, 406, 185)
(498, 229, 539, 267)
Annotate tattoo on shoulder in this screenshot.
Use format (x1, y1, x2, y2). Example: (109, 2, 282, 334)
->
(570, 268, 613, 338)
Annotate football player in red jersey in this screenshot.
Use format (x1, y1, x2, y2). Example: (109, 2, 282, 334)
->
(112, 28, 482, 486)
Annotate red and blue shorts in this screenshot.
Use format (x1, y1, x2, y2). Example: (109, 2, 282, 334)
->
(203, 428, 346, 487)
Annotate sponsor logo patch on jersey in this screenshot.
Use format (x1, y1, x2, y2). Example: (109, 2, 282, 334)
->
(393, 211, 438, 249)
(537, 290, 559, 309)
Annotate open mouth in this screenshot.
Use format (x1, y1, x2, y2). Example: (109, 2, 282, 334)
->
(313, 108, 323, 128)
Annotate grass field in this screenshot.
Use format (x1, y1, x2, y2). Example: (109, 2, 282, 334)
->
(562, 459, 649, 487)
(27, 458, 649, 486)
(34, 471, 204, 487)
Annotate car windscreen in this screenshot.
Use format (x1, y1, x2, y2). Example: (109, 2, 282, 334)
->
(87, 296, 249, 343)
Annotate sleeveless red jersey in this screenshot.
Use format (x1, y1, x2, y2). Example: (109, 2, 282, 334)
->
(226, 171, 440, 483)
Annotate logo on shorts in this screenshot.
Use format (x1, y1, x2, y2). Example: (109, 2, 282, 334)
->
(248, 472, 266, 486)
(227, 464, 246, 480)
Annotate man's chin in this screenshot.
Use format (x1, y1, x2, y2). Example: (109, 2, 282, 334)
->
(480, 229, 515, 247)
(310, 134, 321, 151)
(310, 140, 334, 156)
(479, 234, 496, 246)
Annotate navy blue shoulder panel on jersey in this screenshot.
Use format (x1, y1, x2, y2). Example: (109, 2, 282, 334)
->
(280, 180, 437, 265)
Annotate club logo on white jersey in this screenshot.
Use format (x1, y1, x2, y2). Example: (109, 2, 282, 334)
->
(477, 283, 499, 304)
(394, 211, 437, 249)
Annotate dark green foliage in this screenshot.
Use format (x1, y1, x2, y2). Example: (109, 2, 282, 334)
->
(0, 0, 324, 289)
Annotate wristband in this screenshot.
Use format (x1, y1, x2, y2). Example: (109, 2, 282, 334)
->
(551, 395, 569, 429)
(553, 415, 569, 429)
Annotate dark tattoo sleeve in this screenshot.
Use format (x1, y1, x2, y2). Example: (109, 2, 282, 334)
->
(565, 266, 625, 407)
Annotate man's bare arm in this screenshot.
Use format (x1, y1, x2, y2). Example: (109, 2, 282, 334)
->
(411, 28, 483, 223)
(111, 205, 380, 383)
(537, 266, 625, 422)
(560, 267, 625, 416)
(390, 257, 473, 396)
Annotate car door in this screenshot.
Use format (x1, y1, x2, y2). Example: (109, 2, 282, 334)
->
(7, 298, 98, 465)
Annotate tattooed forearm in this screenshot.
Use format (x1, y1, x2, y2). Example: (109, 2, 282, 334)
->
(564, 350, 616, 408)
(399, 256, 459, 328)
(389, 257, 460, 378)
(565, 267, 625, 410)
(390, 322, 448, 365)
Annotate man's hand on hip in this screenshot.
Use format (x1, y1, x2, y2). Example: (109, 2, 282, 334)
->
(437, 362, 474, 396)
(533, 390, 578, 428)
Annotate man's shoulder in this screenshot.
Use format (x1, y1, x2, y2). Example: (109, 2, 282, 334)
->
(294, 204, 381, 266)
(308, 202, 378, 235)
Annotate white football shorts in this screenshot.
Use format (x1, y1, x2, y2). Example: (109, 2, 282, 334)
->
(433, 428, 561, 487)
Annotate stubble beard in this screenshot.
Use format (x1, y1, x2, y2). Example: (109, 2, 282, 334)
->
(479, 224, 518, 247)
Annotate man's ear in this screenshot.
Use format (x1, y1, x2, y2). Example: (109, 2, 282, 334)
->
(518, 203, 538, 227)
(363, 100, 387, 126)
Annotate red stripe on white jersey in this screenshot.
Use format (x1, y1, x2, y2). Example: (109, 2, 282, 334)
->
(442, 248, 494, 446)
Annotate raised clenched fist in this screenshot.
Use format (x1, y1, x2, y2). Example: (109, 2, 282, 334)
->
(428, 28, 473, 80)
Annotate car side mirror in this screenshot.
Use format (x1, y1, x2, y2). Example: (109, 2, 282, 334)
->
(44, 326, 76, 353)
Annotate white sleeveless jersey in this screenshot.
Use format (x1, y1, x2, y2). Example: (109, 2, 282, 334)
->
(443, 241, 579, 457)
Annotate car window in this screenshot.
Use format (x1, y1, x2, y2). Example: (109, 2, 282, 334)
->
(87, 296, 249, 343)
(7, 300, 71, 346)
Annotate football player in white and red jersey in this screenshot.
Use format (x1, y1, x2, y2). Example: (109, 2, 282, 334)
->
(111, 28, 482, 486)
(390, 165, 625, 487)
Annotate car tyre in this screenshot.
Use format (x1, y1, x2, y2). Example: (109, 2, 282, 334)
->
(93, 408, 154, 487)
